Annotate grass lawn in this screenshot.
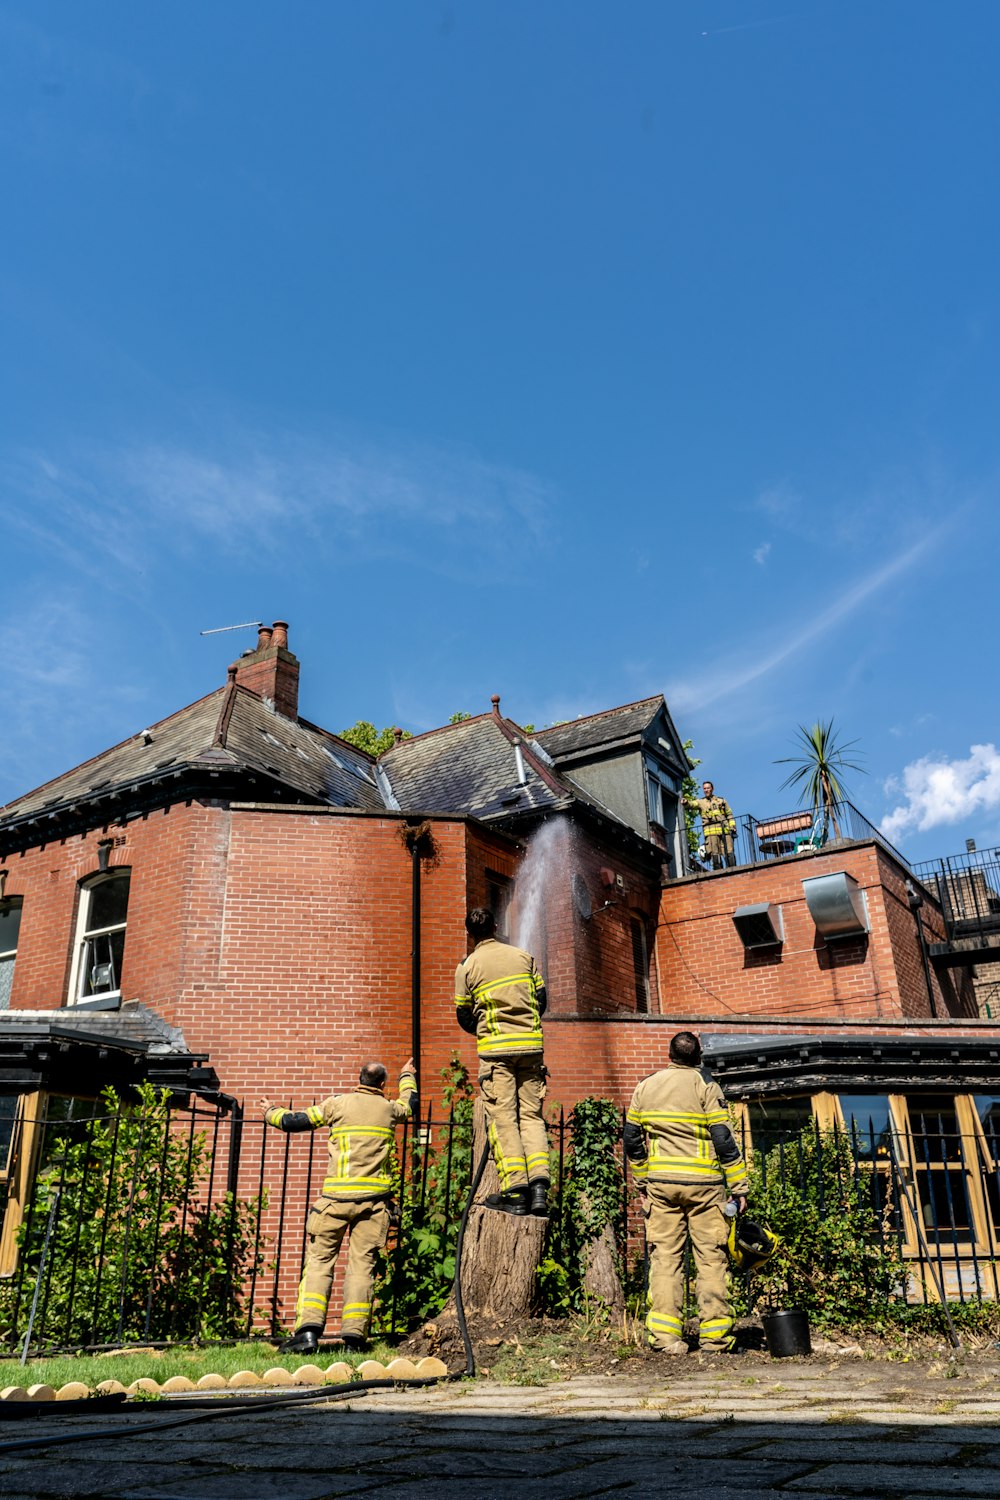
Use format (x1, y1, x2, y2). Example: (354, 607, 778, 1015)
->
(0, 1338, 403, 1392)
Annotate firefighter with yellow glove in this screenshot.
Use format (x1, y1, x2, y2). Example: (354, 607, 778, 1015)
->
(455, 907, 549, 1218)
(684, 780, 737, 869)
(624, 1031, 748, 1354)
(260, 1057, 416, 1356)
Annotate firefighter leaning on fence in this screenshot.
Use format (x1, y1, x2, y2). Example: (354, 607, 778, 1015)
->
(684, 780, 737, 869)
(455, 906, 550, 1218)
(624, 1030, 748, 1354)
(259, 1057, 417, 1355)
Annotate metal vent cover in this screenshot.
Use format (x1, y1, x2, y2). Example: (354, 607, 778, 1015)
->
(733, 903, 784, 949)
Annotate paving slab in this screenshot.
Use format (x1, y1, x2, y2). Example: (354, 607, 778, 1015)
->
(788, 1464, 1000, 1495)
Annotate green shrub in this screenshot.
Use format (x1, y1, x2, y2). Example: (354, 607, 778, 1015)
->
(0, 1084, 265, 1348)
(740, 1125, 907, 1329)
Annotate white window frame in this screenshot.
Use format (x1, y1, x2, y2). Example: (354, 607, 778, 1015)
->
(67, 871, 130, 1007)
(0, 898, 22, 1012)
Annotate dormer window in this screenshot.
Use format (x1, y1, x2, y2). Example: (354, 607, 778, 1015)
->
(68, 870, 131, 1005)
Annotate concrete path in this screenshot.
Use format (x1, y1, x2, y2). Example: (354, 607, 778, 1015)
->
(2, 1364, 1000, 1499)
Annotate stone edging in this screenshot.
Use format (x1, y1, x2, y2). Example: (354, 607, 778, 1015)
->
(0, 1356, 450, 1402)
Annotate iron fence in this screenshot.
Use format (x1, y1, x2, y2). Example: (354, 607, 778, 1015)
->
(912, 845, 1000, 948)
(679, 798, 909, 876)
(2, 1095, 1000, 1356)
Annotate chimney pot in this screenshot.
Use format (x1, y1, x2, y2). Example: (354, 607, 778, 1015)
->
(271, 621, 289, 650)
(257, 624, 273, 651)
(227, 665, 237, 683)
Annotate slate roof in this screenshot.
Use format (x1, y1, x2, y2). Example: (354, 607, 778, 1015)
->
(380, 714, 570, 822)
(533, 696, 664, 760)
(0, 684, 383, 829)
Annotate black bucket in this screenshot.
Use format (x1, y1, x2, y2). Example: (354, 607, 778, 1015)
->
(762, 1309, 811, 1358)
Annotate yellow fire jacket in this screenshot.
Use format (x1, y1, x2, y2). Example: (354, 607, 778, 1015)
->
(265, 1070, 417, 1200)
(624, 1063, 748, 1194)
(685, 795, 736, 836)
(454, 937, 546, 1059)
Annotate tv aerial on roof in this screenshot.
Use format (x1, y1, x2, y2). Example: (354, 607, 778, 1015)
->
(199, 620, 264, 636)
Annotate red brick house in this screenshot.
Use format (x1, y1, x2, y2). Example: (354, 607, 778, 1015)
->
(1, 619, 999, 1285)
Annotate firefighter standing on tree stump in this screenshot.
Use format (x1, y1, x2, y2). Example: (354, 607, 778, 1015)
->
(685, 779, 737, 869)
(260, 1057, 417, 1355)
(624, 1030, 749, 1354)
(455, 907, 550, 1218)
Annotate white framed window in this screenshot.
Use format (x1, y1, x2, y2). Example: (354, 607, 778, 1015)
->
(0, 899, 22, 1012)
(68, 871, 131, 1005)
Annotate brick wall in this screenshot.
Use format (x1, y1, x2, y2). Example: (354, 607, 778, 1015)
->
(651, 841, 958, 1024)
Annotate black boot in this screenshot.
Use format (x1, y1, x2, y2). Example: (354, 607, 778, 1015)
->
(340, 1333, 367, 1352)
(528, 1181, 549, 1218)
(483, 1188, 529, 1216)
(278, 1326, 319, 1355)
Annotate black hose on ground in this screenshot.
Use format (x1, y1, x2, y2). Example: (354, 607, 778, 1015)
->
(452, 1141, 492, 1378)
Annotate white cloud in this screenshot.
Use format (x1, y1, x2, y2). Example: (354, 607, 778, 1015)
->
(882, 745, 1000, 842)
(1, 429, 553, 584)
(667, 529, 941, 714)
(753, 542, 771, 565)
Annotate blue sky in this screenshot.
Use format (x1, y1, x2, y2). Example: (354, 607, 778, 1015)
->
(1, 0, 998, 864)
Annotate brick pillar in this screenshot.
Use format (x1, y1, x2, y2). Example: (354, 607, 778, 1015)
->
(230, 620, 300, 719)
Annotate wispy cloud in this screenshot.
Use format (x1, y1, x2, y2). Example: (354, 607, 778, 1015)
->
(0, 428, 553, 589)
(753, 541, 771, 565)
(882, 745, 1000, 842)
(0, 595, 145, 802)
(667, 530, 942, 714)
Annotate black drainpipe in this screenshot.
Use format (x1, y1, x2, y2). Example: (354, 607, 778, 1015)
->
(906, 880, 939, 1020)
(411, 837, 422, 1077)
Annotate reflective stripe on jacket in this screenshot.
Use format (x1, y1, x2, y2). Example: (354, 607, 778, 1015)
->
(626, 1064, 748, 1193)
(455, 938, 545, 1058)
(265, 1072, 416, 1200)
(686, 796, 736, 835)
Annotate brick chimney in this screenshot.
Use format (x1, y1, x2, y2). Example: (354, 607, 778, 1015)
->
(229, 620, 299, 719)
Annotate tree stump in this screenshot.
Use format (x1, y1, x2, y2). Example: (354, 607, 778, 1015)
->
(452, 1100, 546, 1317)
(582, 1219, 625, 1316)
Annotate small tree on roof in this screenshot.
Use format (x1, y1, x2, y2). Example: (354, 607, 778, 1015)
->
(774, 720, 865, 841)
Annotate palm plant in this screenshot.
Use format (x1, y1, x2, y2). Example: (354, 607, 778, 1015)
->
(775, 720, 865, 840)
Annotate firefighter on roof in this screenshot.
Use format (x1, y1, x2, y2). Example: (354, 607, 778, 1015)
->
(684, 779, 737, 868)
(260, 1056, 416, 1355)
(624, 1030, 748, 1354)
(455, 906, 550, 1218)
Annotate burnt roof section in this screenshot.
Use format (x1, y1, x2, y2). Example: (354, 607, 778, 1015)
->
(380, 713, 570, 822)
(533, 696, 666, 760)
(702, 1032, 1000, 1099)
(0, 1001, 216, 1094)
(0, 684, 384, 847)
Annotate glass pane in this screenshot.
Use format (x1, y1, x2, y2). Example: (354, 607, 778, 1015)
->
(906, 1094, 965, 1163)
(838, 1095, 894, 1160)
(973, 1094, 1000, 1138)
(0, 1096, 19, 1175)
(916, 1167, 972, 1235)
(0, 901, 21, 955)
(79, 928, 127, 997)
(747, 1097, 814, 1151)
(0, 955, 13, 1012)
(86, 874, 130, 934)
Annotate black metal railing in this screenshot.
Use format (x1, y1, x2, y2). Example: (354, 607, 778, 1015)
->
(3, 1095, 1000, 1356)
(913, 845, 1000, 947)
(677, 797, 909, 877)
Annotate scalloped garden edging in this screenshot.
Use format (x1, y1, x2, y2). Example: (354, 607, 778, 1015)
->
(0, 1356, 449, 1402)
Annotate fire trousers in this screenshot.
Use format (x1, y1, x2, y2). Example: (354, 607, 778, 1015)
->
(643, 1181, 734, 1351)
(294, 1195, 390, 1337)
(479, 1056, 549, 1192)
(704, 832, 735, 869)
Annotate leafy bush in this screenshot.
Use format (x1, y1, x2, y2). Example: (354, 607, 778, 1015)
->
(740, 1124, 907, 1329)
(541, 1096, 625, 1316)
(0, 1084, 265, 1349)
